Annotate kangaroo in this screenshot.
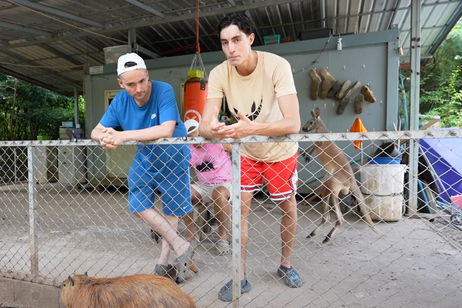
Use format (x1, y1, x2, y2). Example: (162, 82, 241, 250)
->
(302, 108, 374, 243)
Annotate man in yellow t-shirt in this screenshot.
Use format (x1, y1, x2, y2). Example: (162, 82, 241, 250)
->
(199, 12, 303, 302)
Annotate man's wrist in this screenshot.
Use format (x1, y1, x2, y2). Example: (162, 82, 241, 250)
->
(119, 130, 129, 143)
(248, 121, 260, 136)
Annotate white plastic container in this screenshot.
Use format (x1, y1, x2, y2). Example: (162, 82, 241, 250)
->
(360, 164, 407, 221)
(360, 164, 407, 195)
(364, 194, 403, 222)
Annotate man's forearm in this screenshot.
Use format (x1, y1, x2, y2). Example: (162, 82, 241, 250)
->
(198, 121, 216, 139)
(251, 118, 300, 136)
(122, 122, 175, 142)
(200, 97, 223, 139)
(91, 125, 105, 141)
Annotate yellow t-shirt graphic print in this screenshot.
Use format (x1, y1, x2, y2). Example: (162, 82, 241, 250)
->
(232, 96, 263, 122)
(208, 51, 298, 162)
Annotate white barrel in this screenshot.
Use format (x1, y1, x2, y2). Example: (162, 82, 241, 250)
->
(360, 164, 407, 221)
(363, 194, 403, 222)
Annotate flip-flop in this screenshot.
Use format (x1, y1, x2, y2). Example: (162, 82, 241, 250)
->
(175, 243, 195, 283)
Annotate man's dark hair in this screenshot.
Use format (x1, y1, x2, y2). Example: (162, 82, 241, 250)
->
(218, 12, 255, 36)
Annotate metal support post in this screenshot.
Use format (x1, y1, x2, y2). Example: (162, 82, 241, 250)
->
(27, 145, 39, 277)
(407, 0, 422, 215)
(231, 143, 242, 306)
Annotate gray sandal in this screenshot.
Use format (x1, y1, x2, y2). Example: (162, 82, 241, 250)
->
(218, 279, 252, 302)
(175, 243, 195, 283)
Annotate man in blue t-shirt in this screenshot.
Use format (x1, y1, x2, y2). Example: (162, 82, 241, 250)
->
(91, 53, 194, 282)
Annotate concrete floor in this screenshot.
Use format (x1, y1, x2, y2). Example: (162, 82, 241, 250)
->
(1, 183, 461, 307)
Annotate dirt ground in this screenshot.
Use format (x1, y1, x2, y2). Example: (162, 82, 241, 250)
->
(1, 183, 462, 307)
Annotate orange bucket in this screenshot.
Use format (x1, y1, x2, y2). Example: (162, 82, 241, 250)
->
(183, 77, 208, 122)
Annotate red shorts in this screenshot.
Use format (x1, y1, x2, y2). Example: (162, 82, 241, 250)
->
(241, 153, 298, 201)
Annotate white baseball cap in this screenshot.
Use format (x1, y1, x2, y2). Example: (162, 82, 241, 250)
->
(184, 119, 199, 135)
(117, 53, 147, 76)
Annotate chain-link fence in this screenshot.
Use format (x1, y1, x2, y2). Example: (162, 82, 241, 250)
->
(1, 129, 462, 307)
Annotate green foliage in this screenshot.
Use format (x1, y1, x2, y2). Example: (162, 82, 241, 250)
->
(420, 20, 462, 127)
(0, 75, 84, 140)
(425, 66, 462, 127)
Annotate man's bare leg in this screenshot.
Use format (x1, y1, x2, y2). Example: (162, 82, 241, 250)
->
(157, 214, 179, 265)
(136, 208, 190, 258)
(275, 194, 303, 288)
(182, 212, 197, 242)
(212, 186, 231, 239)
(240, 191, 253, 277)
(217, 191, 253, 302)
(278, 194, 297, 267)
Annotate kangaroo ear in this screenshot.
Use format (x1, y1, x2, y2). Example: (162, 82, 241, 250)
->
(314, 107, 321, 118)
(84, 271, 88, 276)
(68, 276, 75, 286)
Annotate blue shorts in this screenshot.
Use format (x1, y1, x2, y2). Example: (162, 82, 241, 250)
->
(128, 161, 192, 216)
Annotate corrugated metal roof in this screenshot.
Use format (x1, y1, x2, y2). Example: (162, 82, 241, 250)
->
(0, 0, 460, 95)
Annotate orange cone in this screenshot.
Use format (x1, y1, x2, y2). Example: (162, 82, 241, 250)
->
(350, 117, 367, 149)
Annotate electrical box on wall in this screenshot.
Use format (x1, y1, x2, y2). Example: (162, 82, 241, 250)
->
(298, 28, 332, 40)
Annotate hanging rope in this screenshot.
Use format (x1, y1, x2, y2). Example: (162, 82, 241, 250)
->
(195, 0, 201, 54)
(183, 0, 208, 122)
(188, 0, 206, 78)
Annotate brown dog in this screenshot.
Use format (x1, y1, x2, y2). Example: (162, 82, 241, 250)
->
(60, 273, 196, 308)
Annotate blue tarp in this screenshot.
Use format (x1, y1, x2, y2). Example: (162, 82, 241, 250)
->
(420, 137, 462, 203)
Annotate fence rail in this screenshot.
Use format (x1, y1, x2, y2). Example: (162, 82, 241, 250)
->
(1, 129, 462, 307)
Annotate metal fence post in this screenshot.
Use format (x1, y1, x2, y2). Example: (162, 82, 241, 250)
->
(27, 145, 39, 277)
(407, 0, 422, 215)
(14, 147, 18, 183)
(231, 142, 241, 306)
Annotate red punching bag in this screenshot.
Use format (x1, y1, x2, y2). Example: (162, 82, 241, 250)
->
(184, 74, 207, 122)
(183, 0, 207, 123)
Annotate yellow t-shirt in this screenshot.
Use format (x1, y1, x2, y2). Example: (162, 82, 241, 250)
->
(208, 51, 298, 162)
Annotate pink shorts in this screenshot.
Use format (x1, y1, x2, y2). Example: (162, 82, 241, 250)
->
(241, 153, 298, 201)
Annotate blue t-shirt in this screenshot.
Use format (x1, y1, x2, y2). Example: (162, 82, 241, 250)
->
(100, 80, 190, 176)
